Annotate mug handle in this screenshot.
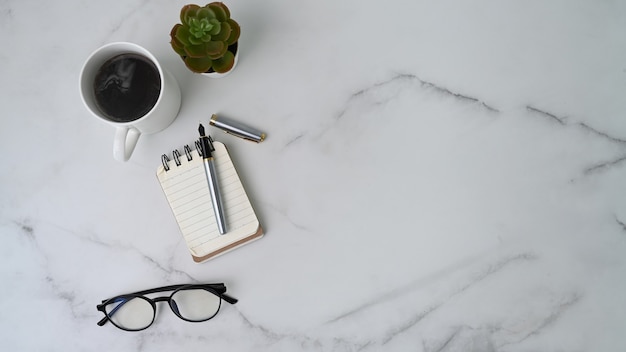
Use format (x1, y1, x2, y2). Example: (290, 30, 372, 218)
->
(113, 126, 141, 162)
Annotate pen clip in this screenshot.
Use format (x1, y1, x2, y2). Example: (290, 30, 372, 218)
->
(207, 135, 215, 152)
(197, 136, 215, 158)
(222, 129, 260, 143)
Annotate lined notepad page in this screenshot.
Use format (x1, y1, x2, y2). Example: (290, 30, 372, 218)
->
(157, 142, 259, 258)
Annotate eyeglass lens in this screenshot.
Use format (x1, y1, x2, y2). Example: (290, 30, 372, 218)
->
(105, 296, 154, 331)
(170, 288, 221, 321)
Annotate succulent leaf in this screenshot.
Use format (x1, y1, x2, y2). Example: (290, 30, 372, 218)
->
(184, 56, 213, 73)
(205, 41, 225, 56)
(209, 2, 230, 19)
(170, 24, 183, 43)
(171, 43, 186, 57)
(208, 18, 221, 35)
(188, 35, 204, 45)
(225, 19, 240, 45)
(170, 32, 186, 56)
(207, 42, 228, 59)
(185, 43, 209, 58)
(212, 50, 235, 73)
(211, 21, 231, 41)
(196, 7, 215, 20)
(181, 5, 201, 25)
(208, 3, 228, 22)
(174, 25, 192, 46)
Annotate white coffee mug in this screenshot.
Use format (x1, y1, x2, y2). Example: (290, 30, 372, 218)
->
(79, 42, 181, 161)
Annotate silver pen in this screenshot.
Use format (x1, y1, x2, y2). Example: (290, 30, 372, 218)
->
(198, 124, 227, 234)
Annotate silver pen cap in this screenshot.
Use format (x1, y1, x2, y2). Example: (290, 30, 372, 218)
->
(209, 114, 266, 143)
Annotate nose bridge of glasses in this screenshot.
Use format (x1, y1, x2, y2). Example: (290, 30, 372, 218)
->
(152, 296, 171, 303)
(151, 295, 180, 316)
(149, 296, 178, 319)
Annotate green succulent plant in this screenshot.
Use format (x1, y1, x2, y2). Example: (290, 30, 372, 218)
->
(170, 2, 240, 73)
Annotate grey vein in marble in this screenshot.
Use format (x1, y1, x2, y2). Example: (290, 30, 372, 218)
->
(416, 290, 582, 352)
(427, 326, 497, 352)
(525, 105, 567, 125)
(225, 308, 370, 352)
(260, 201, 309, 231)
(579, 122, 626, 145)
(379, 253, 538, 346)
(284, 133, 305, 148)
(297, 72, 501, 148)
(102, 0, 152, 42)
(0, 2, 13, 24)
(240, 250, 585, 351)
(344, 73, 500, 117)
(330, 252, 536, 326)
(418, 77, 500, 113)
(616, 216, 626, 233)
(526, 105, 626, 177)
(427, 326, 463, 352)
(584, 155, 626, 175)
(44, 275, 88, 320)
(14, 219, 35, 240)
(297, 252, 544, 350)
(11, 220, 90, 321)
(526, 105, 626, 145)
(14, 218, 197, 284)
(503, 293, 582, 347)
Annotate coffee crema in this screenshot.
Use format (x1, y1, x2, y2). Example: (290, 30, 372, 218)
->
(93, 53, 161, 122)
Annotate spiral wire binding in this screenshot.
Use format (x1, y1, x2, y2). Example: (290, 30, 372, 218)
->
(161, 144, 200, 172)
(173, 150, 182, 166)
(184, 145, 193, 161)
(161, 154, 171, 172)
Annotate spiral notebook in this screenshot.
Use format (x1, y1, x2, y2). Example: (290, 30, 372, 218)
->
(156, 141, 263, 263)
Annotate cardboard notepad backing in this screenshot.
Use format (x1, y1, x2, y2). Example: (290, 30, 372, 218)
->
(157, 141, 263, 262)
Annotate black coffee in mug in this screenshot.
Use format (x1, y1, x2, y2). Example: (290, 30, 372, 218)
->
(93, 53, 161, 122)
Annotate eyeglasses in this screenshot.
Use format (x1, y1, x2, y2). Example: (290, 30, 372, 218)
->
(96, 283, 238, 331)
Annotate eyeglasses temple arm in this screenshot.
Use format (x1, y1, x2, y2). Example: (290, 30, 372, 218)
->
(96, 303, 110, 326)
(140, 284, 237, 304)
(128, 284, 187, 296)
(220, 293, 238, 304)
(116, 283, 227, 298)
(97, 316, 109, 326)
(97, 296, 129, 327)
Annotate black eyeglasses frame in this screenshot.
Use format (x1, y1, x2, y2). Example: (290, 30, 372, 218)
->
(96, 283, 238, 331)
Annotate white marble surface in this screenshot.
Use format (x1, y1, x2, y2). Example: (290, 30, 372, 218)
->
(1, 0, 625, 350)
